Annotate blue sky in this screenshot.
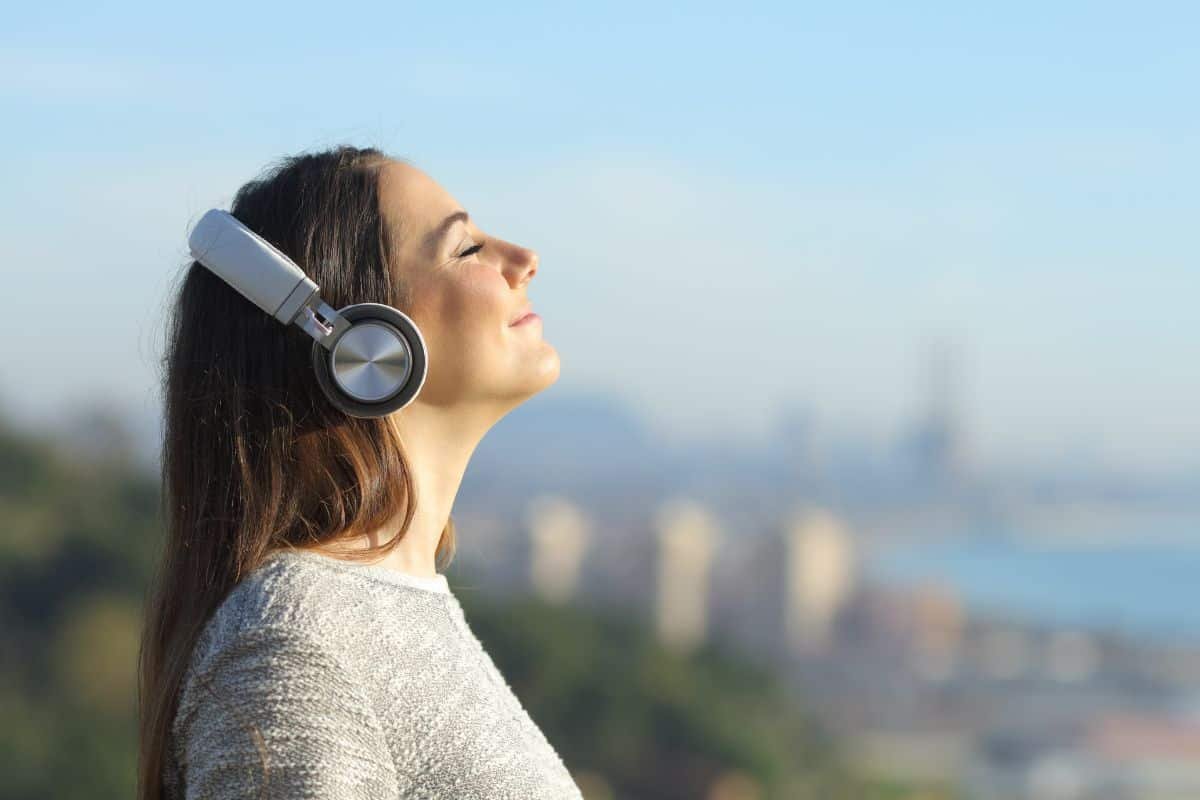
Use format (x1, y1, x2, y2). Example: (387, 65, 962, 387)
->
(1, 1, 1197, 473)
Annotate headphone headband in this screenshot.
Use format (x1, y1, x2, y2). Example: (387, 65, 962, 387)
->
(185, 207, 427, 417)
(187, 208, 349, 348)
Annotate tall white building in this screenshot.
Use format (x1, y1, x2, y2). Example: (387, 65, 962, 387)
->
(653, 497, 720, 654)
(526, 494, 591, 605)
(782, 507, 856, 656)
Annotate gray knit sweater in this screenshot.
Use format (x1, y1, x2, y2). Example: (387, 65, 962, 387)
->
(162, 548, 585, 799)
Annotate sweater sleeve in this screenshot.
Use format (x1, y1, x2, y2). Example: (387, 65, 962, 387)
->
(173, 622, 400, 800)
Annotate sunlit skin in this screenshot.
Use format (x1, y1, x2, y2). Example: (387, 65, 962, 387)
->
(318, 160, 560, 576)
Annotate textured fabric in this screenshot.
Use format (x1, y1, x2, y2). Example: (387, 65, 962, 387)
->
(161, 548, 585, 799)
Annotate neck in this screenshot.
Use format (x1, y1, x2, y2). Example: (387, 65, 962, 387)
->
(322, 399, 498, 578)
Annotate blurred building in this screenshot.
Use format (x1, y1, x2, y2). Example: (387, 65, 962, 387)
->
(782, 507, 856, 657)
(971, 711, 1200, 800)
(717, 506, 858, 662)
(897, 337, 967, 494)
(527, 494, 592, 605)
(908, 582, 967, 682)
(652, 497, 720, 654)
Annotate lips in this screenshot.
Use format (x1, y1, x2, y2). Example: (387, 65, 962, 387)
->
(510, 307, 535, 326)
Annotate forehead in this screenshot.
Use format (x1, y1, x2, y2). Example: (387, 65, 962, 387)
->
(377, 160, 462, 258)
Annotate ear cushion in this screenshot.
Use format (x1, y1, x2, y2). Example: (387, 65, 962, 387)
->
(311, 303, 428, 418)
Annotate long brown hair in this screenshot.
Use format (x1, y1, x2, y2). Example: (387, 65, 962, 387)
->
(136, 145, 456, 799)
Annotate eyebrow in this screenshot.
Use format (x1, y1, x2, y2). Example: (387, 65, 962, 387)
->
(425, 210, 470, 255)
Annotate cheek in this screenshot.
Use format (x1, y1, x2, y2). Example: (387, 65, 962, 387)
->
(426, 268, 510, 342)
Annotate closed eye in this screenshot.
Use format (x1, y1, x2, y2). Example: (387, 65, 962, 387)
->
(457, 241, 485, 259)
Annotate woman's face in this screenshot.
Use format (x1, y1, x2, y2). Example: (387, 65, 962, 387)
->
(377, 160, 560, 411)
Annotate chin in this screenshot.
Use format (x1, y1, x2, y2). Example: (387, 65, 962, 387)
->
(508, 363, 560, 406)
(535, 349, 561, 386)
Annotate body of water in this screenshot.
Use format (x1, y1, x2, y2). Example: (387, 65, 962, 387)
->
(865, 526, 1200, 641)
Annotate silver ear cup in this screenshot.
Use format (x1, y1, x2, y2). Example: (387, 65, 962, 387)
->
(331, 321, 413, 401)
(311, 303, 427, 417)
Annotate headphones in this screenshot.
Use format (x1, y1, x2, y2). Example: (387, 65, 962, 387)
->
(187, 208, 427, 418)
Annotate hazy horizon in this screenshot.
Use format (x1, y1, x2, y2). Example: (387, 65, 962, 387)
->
(4, 2, 1197, 474)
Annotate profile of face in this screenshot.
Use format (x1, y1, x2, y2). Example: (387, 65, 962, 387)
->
(377, 161, 560, 415)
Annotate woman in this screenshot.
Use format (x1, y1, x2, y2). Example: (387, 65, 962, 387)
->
(137, 146, 577, 799)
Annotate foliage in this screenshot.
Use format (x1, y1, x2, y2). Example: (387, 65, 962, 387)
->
(0, 413, 956, 799)
(459, 588, 947, 799)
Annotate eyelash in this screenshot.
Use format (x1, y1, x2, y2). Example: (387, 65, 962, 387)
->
(457, 241, 486, 259)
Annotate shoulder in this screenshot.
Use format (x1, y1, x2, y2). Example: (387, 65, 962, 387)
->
(176, 549, 449, 713)
(169, 558, 397, 787)
(174, 568, 360, 731)
(182, 554, 344, 674)
(175, 553, 384, 721)
(169, 589, 400, 798)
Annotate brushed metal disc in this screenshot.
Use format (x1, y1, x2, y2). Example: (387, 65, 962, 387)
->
(330, 322, 413, 402)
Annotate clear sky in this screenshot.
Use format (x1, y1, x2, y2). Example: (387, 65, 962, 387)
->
(2, 1, 1197, 474)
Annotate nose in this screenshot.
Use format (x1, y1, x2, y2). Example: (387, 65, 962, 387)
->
(511, 245, 538, 287)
